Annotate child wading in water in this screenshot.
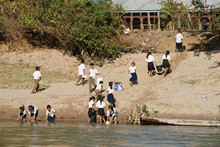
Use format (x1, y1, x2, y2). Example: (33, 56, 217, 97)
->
(128, 61, 138, 86)
(88, 96, 96, 123)
(46, 105, 56, 123)
(106, 105, 118, 124)
(162, 50, 171, 76)
(107, 82, 116, 105)
(88, 63, 98, 93)
(96, 95, 106, 123)
(31, 66, 41, 94)
(28, 105, 39, 123)
(76, 59, 86, 86)
(146, 52, 155, 77)
(17, 105, 27, 122)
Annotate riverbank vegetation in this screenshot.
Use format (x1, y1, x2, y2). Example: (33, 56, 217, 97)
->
(0, 0, 124, 61)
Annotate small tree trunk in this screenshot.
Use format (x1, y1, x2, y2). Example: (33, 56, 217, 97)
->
(198, 18, 202, 31)
(187, 13, 191, 30)
(177, 13, 181, 29)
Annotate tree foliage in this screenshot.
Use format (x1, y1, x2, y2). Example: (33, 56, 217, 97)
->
(0, 0, 124, 60)
(160, 0, 188, 30)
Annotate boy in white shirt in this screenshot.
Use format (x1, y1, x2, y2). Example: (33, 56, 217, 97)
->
(76, 59, 86, 86)
(88, 63, 98, 93)
(46, 105, 56, 123)
(175, 28, 183, 52)
(31, 66, 41, 94)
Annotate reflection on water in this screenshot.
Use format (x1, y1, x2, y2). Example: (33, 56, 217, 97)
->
(0, 122, 220, 146)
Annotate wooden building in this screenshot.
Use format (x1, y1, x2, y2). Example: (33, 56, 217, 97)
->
(113, 0, 161, 31)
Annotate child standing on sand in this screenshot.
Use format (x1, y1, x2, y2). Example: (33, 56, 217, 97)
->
(17, 105, 27, 122)
(46, 105, 56, 123)
(162, 50, 171, 76)
(95, 80, 105, 98)
(76, 59, 86, 86)
(175, 28, 183, 52)
(88, 63, 98, 93)
(128, 61, 138, 86)
(96, 96, 106, 123)
(88, 96, 96, 123)
(107, 82, 116, 105)
(31, 66, 41, 94)
(28, 105, 39, 123)
(146, 52, 155, 77)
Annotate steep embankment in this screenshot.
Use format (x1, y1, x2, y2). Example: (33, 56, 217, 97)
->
(0, 31, 220, 122)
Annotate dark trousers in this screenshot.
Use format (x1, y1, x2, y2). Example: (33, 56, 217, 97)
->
(47, 115, 56, 123)
(176, 42, 182, 51)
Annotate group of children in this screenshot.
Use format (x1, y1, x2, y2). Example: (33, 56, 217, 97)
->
(17, 105, 56, 124)
(146, 50, 172, 77)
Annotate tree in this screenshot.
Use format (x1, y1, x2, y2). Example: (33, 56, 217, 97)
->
(160, 0, 188, 30)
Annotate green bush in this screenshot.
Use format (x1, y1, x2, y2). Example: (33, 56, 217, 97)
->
(0, 0, 124, 60)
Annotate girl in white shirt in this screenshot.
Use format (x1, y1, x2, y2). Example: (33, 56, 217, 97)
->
(96, 96, 106, 123)
(95, 80, 105, 98)
(17, 105, 26, 122)
(28, 105, 39, 123)
(107, 82, 116, 105)
(146, 52, 156, 77)
(88, 96, 96, 123)
(162, 50, 171, 76)
(128, 61, 138, 86)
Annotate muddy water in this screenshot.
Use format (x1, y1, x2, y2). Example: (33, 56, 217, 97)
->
(0, 122, 220, 146)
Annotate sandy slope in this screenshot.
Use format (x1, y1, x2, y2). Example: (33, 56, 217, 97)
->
(0, 48, 219, 122)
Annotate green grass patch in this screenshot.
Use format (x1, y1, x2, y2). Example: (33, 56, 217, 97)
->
(0, 62, 73, 89)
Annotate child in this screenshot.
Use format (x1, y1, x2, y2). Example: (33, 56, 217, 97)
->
(146, 52, 155, 77)
(88, 63, 98, 93)
(46, 105, 56, 123)
(162, 50, 171, 76)
(106, 104, 118, 124)
(95, 95, 106, 123)
(17, 105, 26, 122)
(95, 80, 105, 98)
(76, 59, 86, 86)
(31, 66, 41, 94)
(128, 61, 138, 86)
(28, 105, 39, 123)
(88, 96, 96, 123)
(175, 28, 183, 52)
(107, 82, 116, 105)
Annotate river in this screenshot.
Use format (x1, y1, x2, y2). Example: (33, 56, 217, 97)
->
(0, 122, 220, 146)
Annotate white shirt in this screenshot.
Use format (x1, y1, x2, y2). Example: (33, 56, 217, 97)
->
(20, 110, 26, 115)
(176, 33, 183, 43)
(129, 66, 136, 73)
(33, 71, 41, 80)
(146, 55, 155, 62)
(46, 108, 55, 117)
(78, 63, 85, 76)
(28, 106, 39, 115)
(107, 87, 114, 94)
(162, 54, 171, 60)
(96, 84, 103, 91)
(89, 69, 98, 79)
(96, 100, 106, 108)
(88, 100, 95, 108)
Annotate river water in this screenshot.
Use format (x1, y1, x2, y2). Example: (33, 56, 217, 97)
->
(0, 122, 220, 146)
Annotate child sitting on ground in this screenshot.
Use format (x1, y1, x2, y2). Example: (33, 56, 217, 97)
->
(17, 105, 27, 122)
(46, 105, 56, 123)
(28, 105, 39, 123)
